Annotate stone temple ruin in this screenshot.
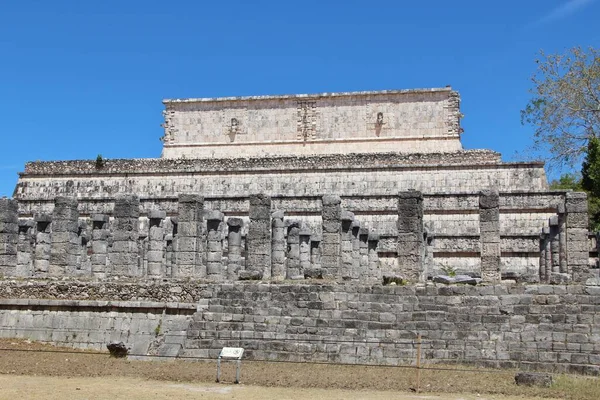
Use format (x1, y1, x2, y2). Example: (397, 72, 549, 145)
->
(1, 88, 599, 374)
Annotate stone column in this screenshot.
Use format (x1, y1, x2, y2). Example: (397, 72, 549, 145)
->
(0, 198, 18, 276)
(147, 210, 166, 278)
(397, 191, 424, 282)
(16, 219, 35, 277)
(358, 228, 369, 278)
(247, 194, 271, 279)
(479, 189, 501, 282)
(351, 220, 361, 280)
(175, 194, 204, 278)
(299, 228, 311, 276)
(271, 210, 286, 280)
(227, 217, 243, 281)
(50, 196, 80, 276)
(206, 211, 224, 281)
(286, 220, 301, 279)
(322, 195, 342, 279)
(164, 217, 175, 277)
(543, 226, 552, 281)
(34, 214, 51, 277)
(558, 203, 568, 274)
(310, 235, 321, 270)
(90, 214, 109, 279)
(109, 194, 140, 277)
(565, 192, 590, 282)
(539, 230, 548, 282)
(368, 233, 380, 281)
(340, 211, 354, 280)
(549, 216, 560, 274)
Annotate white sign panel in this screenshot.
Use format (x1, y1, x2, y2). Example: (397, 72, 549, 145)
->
(219, 347, 244, 359)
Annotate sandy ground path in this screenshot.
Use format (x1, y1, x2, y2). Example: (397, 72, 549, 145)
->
(0, 375, 553, 400)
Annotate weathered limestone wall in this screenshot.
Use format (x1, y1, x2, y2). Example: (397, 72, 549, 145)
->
(1, 190, 595, 283)
(0, 298, 195, 356)
(13, 152, 548, 203)
(0, 199, 18, 277)
(1, 281, 598, 375)
(161, 88, 462, 158)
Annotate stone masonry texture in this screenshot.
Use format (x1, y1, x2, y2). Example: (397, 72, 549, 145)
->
(247, 194, 272, 279)
(0, 198, 18, 276)
(1, 280, 599, 375)
(565, 192, 590, 283)
(479, 189, 501, 282)
(109, 195, 140, 277)
(321, 195, 342, 279)
(175, 194, 204, 278)
(397, 191, 424, 282)
(49, 197, 79, 276)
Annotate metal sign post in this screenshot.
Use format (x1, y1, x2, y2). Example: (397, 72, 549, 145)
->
(216, 347, 244, 384)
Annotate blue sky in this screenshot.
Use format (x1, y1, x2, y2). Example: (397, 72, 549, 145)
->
(1, 0, 599, 197)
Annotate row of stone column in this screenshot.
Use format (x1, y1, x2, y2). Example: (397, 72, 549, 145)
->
(539, 192, 590, 283)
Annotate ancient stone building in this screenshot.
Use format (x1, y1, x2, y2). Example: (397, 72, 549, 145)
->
(1, 88, 599, 374)
(5, 87, 592, 284)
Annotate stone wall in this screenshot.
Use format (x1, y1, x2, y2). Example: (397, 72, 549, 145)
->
(1, 190, 595, 283)
(14, 152, 547, 202)
(160, 88, 462, 158)
(1, 280, 599, 375)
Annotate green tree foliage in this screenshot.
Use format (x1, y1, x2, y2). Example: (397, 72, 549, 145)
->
(581, 137, 600, 231)
(521, 46, 600, 168)
(549, 172, 582, 191)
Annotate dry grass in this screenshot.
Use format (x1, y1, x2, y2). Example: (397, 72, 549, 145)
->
(0, 339, 598, 399)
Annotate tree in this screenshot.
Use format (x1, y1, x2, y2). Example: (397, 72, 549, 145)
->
(581, 136, 600, 230)
(521, 46, 600, 169)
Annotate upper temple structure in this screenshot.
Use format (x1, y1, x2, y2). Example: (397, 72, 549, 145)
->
(2, 87, 595, 284)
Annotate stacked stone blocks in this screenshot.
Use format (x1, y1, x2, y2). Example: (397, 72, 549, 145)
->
(0, 199, 18, 277)
(479, 190, 501, 282)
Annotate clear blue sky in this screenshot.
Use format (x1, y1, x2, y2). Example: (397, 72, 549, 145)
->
(1, 0, 599, 197)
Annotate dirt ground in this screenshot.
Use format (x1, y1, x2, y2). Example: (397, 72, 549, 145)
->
(0, 339, 598, 400)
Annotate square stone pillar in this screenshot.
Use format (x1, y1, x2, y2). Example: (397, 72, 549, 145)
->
(299, 228, 312, 276)
(285, 220, 301, 279)
(549, 216, 560, 274)
(565, 192, 590, 282)
(0, 198, 18, 276)
(397, 191, 424, 282)
(206, 210, 224, 281)
(358, 227, 369, 277)
(34, 214, 51, 277)
(227, 217, 243, 281)
(341, 211, 355, 280)
(351, 220, 361, 280)
(147, 210, 166, 278)
(557, 203, 568, 274)
(109, 194, 140, 277)
(91, 214, 110, 279)
(247, 194, 272, 279)
(270, 210, 286, 280)
(368, 233, 380, 281)
(175, 194, 205, 278)
(479, 189, 501, 282)
(50, 196, 80, 276)
(321, 195, 341, 279)
(16, 219, 35, 277)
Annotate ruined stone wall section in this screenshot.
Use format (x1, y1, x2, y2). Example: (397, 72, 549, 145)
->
(1, 190, 595, 282)
(160, 88, 462, 158)
(16, 157, 548, 202)
(0, 199, 18, 277)
(2, 282, 598, 375)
